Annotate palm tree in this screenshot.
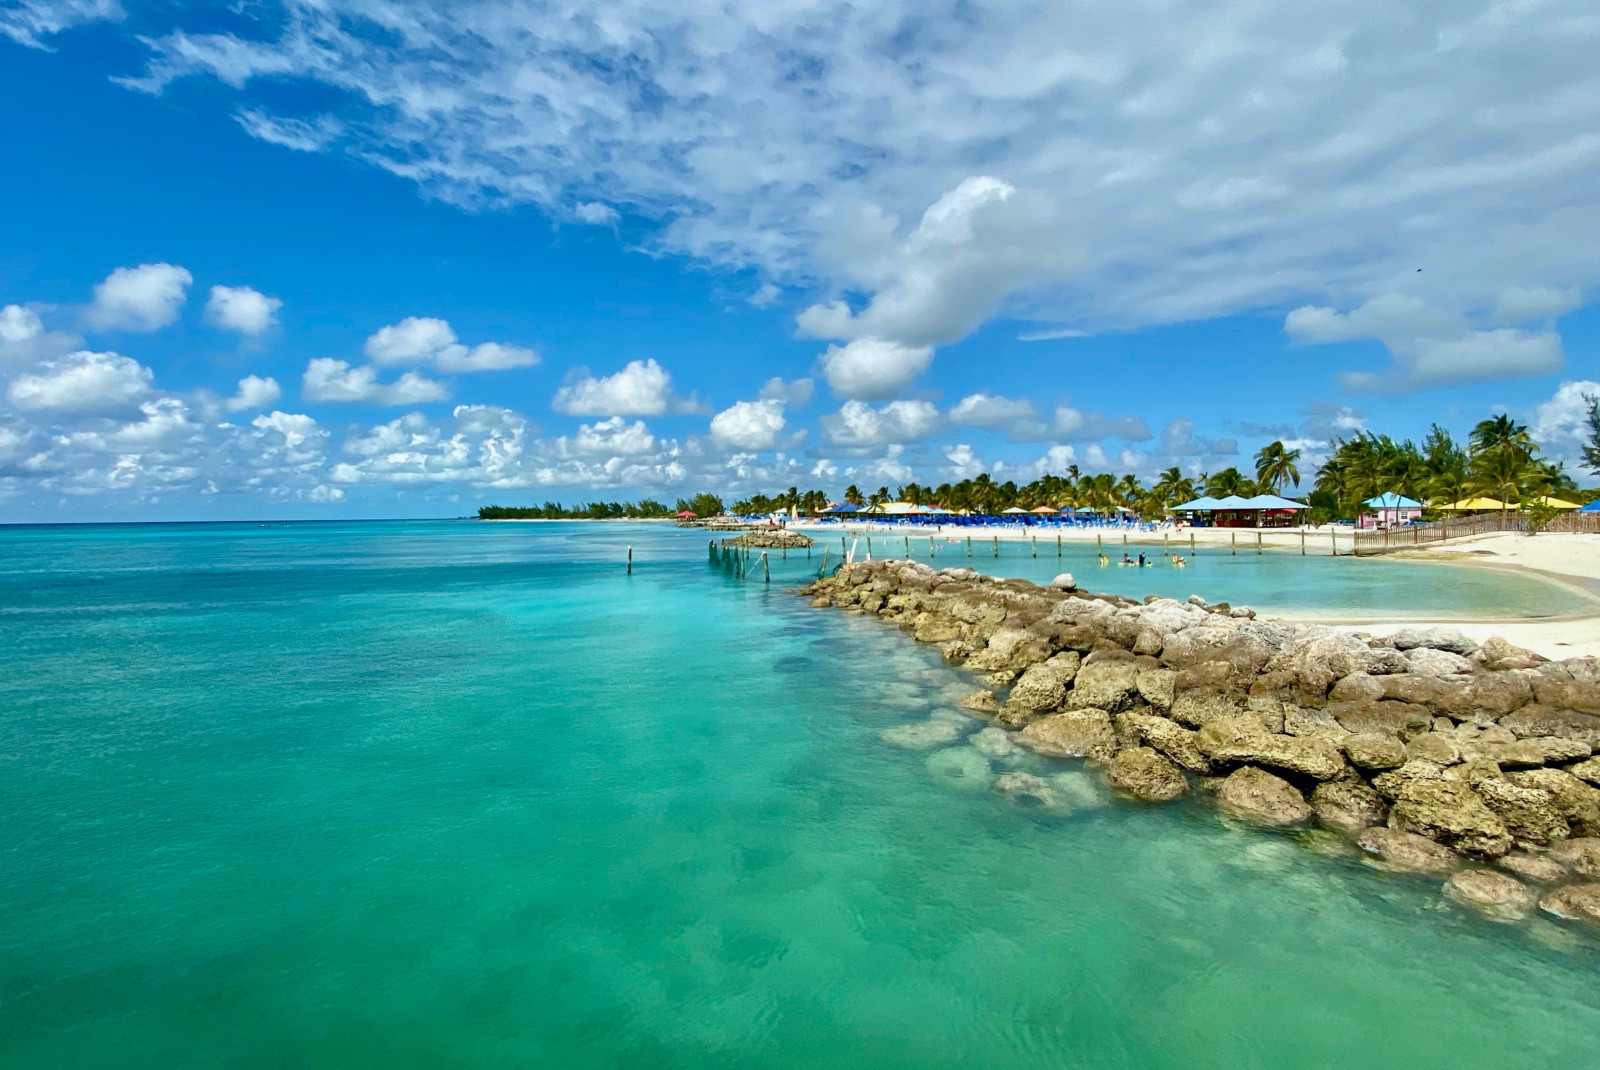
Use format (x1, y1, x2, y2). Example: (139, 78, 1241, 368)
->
(1253, 441, 1302, 493)
(843, 484, 865, 506)
(1204, 467, 1254, 498)
(1468, 415, 1538, 523)
(1152, 466, 1196, 509)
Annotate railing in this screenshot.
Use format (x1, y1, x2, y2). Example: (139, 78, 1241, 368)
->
(1352, 511, 1600, 554)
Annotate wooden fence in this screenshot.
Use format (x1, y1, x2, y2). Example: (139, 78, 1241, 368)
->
(1353, 510, 1600, 555)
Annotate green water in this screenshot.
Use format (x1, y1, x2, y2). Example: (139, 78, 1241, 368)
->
(3, 520, 1598, 1068)
(824, 528, 1597, 618)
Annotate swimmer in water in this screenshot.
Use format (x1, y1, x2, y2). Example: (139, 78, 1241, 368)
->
(1099, 553, 1109, 567)
(1138, 552, 1146, 567)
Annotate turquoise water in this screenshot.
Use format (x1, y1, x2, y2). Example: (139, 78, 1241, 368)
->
(820, 528, 1597, 618)
(4, 520, 1599, 1068)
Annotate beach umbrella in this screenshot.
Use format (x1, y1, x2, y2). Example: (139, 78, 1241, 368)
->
(1029, 506, 1059, 514)
(1001, 507, 1029, 515)
(676, 510, 697, 518)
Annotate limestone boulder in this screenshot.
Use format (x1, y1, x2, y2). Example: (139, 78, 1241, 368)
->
(1329, 700, 1434, 740)
(1474, 776, 1568, 846)
(1389, 778, 1513, 857)
(1566, 757, 1600, 787)
(1043, 650, 1082, 683)
(1312, 780, 1387, 833)
(1117, 711, 1213, 774)
(1378, 673, 1474, 715)
(994, 771, 1067, 811)
(915, 617, 964, 644)
(940, 638, 979, 664)
(1357, 827, 1460, 873)
(1344, 732, 1408, 770)
(1480, 636, 1545, 671)
(1160, 619, 1284, 674)
(1443, 869, 1533, 921)
(1049, 573, 1077, 591)
(1405, 732, 1463, 766)
(1067, 658, 1141, 713)
(1265, 633, 1382, 705)
(1196, 716, 1346, 780)
(1497, 705, 1600, 747)
(1216, 766, 1313, 826)
(1018, 709, 1117, 762)
(1107, 747, 1189, 801)
(1539, 883, 1600, 927)
(1004, 665, 1068, 714)
(1389, 626, 1479, 656)
(1527, 660, 1600, 715)
(1330, 672, 1385, 705)
(1136, 667, 1177, 710)
(1283, 705, 1347, 741)
(1484, 736, 1593, 769)
(1507, 768, 1600, 836)
(1547, 837, 1600, 879)
(959, 690, 1000, 715)
(1402, 647, 1476, 677)
(1499, 852, 1568, 883)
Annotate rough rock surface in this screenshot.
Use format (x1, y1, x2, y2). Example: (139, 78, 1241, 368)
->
(1444, 869, 1533, 920)
(1357, 827, 1460, 872)
(1217, 767, 1313, 826)
(1312, 780, 1387, 833)
(797, 559, 1600, 922)
(1107, 747, 1189, 801)
(1018, 709, 1117, 761)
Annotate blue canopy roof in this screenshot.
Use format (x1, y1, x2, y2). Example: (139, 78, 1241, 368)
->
(1365, 492, 1422, 509)
(1240, 494, 1307, 510)
(819, 503, 866, 513)
(1581, 499, 1600, 513)
(1172, 496, 1222, 511)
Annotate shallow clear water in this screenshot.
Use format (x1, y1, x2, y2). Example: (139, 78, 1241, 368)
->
(3, 520, 1598, 1068)
(817, 527, 1596, 618)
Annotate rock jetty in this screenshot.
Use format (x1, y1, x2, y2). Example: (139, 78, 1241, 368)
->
(727, 530, 813, 549)
(799, 559, 1600, 929)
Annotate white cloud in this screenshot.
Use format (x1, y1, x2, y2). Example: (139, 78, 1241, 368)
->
(574, 201, 619, 225)
(1052, 404, 1151, 442)
(757, 376, 814, 406)
(821, 399, 941, 448)
(307, 483, 346, 503)
(710, 399, 785, 451)
(205, 285, 282, 335)
(109, 1, 1600, 352)
(302, 358, 451, 405)
(551, 358, 691, 416)
(0, 304, 83, 367)
(1495, 285, 1582, 324)
(363, 316, 539, 373)
(943, 443, 984, 480)
(816, 338, 934, 401)
(1532, 379, 1600, 469)
(569, 416, 657, 457)
(0, 0, 121, 49)
(86, 262, 192, 332)
(748, 283, 781, 309)
(7, 350, 153, 412)
(235, 109, 344, 152)
(1288, 293, 1566, 393)
(225, 374, 282, 412)
(948, 392, 1044, 437)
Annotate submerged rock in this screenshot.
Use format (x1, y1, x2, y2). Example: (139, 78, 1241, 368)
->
(1357, 827, 1460, 873)
(880, 720, 963, 750)
(925, 746, 993, 792)
(1499, 852, 1569, 883)
(995, 771, 1068, 811)
(1107, 747, 1189, 801)
(1547, 837, 1600, 879)
(1217, 767, 1313, 826)
(1539, 884, 1600, 927)
(1444, 869, 1533, 921)
(959, 689, 1000, 715)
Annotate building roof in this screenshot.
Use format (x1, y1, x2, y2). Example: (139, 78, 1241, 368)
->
(1581, 500, 1600, 513)
(1239, 494, 1307, 510)
(1438, 497, 1510, 511)
(1534, 495, 1582, 510)
(1365, 492, 1422, 509)
(1172, 495, 1222, 510)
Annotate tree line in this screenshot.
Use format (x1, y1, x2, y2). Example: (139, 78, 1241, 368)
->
(485, 401, 1600, 523)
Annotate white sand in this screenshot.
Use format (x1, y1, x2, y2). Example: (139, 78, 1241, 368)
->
(797, 521, 1600, 660)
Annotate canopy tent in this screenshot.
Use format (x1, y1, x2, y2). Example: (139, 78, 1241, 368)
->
(1581, 500, 1600, 513)
(1438, 497, 1511, 511)
(1172, 496, 1223, 511)
(1001, 506, 1029, 515)
(1365, 493, 1422, 509)
(1212, 494, 1252, 509)
(1239, 494, 1307, 510)
(675, 510, 697, 518)
(1533, 496, 1582, 510)
(818, 502, 866, 514)
(1028, 506, 1059, 514)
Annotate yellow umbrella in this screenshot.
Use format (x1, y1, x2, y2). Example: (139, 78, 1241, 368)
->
(1533, 495, 1581, 510)
(1438, 497, 1510, 511)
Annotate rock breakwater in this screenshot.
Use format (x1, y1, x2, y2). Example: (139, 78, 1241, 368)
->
(800, 559, 1600, 930)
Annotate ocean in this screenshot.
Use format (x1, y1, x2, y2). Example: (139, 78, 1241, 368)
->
(3, 520, 1597, 1067)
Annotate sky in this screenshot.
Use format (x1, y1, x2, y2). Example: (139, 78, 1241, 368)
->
(1, 0, 1598, 521)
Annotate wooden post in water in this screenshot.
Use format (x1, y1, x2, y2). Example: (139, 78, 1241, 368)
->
(1301, 527, 1306, 555)
(761, 551, 770, 583)
(993, 535, 999, 557)
(1097, 533, 1102, 554)
(1190, 531, 1195, 557)
(929, 536, 936, 559)
(1164, 532, 1169, 555)
(1231, 531, 1236, 556)
(1031, 536, 1037, 558)
(627, 545, 633, 574)
(866, 536, 872, 557)
(904, 535, 910, 558)
(1331, 528, 1337, 556)
(819, 547, 829, 575)
(1057, 534, 1062, 557)
(1257, 531, 1262, 555)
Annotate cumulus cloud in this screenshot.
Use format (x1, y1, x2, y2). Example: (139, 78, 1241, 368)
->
(569, 416, 657, 457)
(0, 304, 83, 367)
(225, 374, 282, 412)
(1532, 380, 1600, 469)
(86, 263, 192, 332)
(1494, 286, 1582, 324)
(758, 376, 814, 406)
(205, 285, 282, 336)
(816, 338, 934, 401)
(364, 316, 539, 372)
(302, 357, 450, 405)
(551, 358, 699, 416)
(1052, 404, 1150, 443)
(574, 201, 619, 225)
(1286, 293, 1565, 392)
(821, 399, 941, 448)
(91, 0, 1600, 351)
(710, 399, 786, 451)
(0, 0, 120, 49)
(948, 392, 1046, 439)
(7, 349, 153, 412)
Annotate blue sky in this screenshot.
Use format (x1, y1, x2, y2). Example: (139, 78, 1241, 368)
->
(1, 1, 1597, 520)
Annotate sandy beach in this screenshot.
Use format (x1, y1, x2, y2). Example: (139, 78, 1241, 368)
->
(797, 520, 1600, 660)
